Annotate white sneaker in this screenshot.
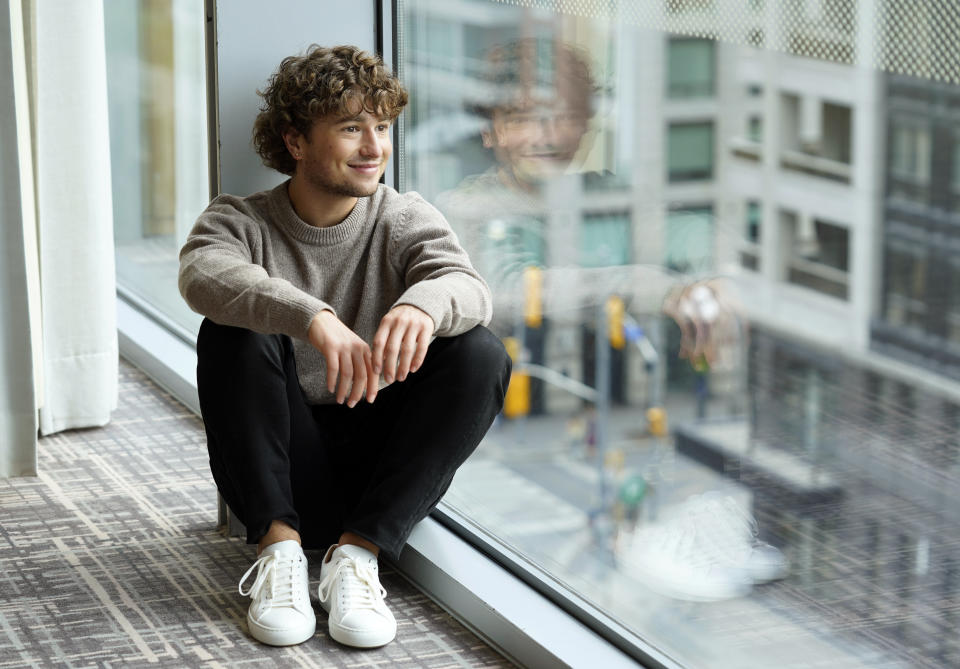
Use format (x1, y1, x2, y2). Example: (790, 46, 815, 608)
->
(689, 494, 789, 584)
(317, 544, 397, 648)
(626, 493, 788, 602)
(238, 540, 315, 646)
(628, 513, 753, 601)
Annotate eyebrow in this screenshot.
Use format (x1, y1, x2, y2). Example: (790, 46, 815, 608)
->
(334, 114, 392, 124)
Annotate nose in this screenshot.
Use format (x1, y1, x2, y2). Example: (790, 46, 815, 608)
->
(534, 116, 558, 147)
(359, 127, 383, 159)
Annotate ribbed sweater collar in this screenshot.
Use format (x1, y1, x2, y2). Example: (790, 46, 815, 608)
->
(268, 180, 370, 246)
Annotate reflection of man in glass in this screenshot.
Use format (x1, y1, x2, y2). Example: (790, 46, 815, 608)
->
(438, 38, 739, 412)
(438, 40, 598, 306)
(478, 40, 595, 190)
(438, 40, 599, 413)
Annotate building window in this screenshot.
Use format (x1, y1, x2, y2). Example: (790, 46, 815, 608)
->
(890, 121, 932, 181)
(950, 133, 960, 198)
(783, 212, 849, 299)
(668, 121, 714, 181)
(741, 201, 761, 271)
(747, 115, 763, 143)
(580, 212, 631, 267)
(889, 119, 932, 205)
(821, 102, 852, 164)
(948, 260, 960, 345)
(780, 94, 852, 181)
(666, 38, 715, 98)
(666, 206, 714, 274)
(883, 241, 928, 333)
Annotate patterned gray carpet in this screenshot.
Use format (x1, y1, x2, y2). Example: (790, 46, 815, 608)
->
(0, 360, 511, 668)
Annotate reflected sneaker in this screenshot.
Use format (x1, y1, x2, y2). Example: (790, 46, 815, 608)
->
(317, 544, 397, 648)
(238, 540, 315, 646)
(627, 493, 788, 601)
(689, 494, 789, 585)
(628, 513, 753, 601)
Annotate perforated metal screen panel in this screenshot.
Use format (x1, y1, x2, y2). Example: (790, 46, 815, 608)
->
(493, 0, 960, 84)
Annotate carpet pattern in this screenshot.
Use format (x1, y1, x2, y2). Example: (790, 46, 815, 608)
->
(0, 360, 511, 668)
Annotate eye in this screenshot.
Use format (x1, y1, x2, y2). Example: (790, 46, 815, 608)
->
(343, 125, 360, 133)
(377, 124, 391, 133)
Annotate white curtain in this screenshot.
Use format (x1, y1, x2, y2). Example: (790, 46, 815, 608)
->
(34, 0, 117, 435)
(0, 0, 37, 477)
(1, 0, 117, 474)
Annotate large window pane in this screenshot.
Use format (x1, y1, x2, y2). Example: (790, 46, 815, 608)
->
(105, 0, 208, 335)
(399, 1, 960, 667)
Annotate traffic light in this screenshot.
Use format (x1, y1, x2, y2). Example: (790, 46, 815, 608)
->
(606, 295, 625, 349)
(523, 265, 543, 328)
(646, 406, 667, 437)
(502, 336, 530, 418)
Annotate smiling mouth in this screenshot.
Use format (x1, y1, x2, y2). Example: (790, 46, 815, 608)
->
(349, 164, 381, 171)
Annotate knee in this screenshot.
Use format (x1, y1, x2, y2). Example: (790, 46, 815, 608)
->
(196, 319, 287, 377)
(446, 326, 512, 390)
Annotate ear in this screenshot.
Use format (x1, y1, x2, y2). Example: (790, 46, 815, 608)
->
(481, 127, 494, 149)
(283, 128, 304, 160)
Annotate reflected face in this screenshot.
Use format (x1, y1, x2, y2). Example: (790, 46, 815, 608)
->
(486, 100, 590, 184)
(295, 109, 393, 198)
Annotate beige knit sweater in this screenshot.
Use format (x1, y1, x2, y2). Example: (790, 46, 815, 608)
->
(179, 180, 492, 404)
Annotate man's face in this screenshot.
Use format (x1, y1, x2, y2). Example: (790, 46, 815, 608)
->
(486, 99, 589, 185)
(295, 109, 393, 198)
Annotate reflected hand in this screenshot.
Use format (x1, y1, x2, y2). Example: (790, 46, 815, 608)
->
(308, 310, 375, 407)
(662, 279, 744, 368)
(372, 305, 435, 388)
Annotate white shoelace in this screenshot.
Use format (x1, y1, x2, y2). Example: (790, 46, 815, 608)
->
(239, 552, 298, 608)
(318, 557, 387, 610)
(687, 496, 760, 559)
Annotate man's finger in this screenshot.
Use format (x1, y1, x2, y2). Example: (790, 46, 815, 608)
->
(383, 323, 407, 384)
(336, 354, 353, 404)
(409, 328, 430, 373)
(347, 350, 367, 408)
(364, 350, 378, 404)
(395, 333, 418, 381)
(326, 354, 340, 393)
(371, 322, 390, 375)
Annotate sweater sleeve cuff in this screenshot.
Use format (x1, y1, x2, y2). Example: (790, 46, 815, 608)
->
(391, 282, 448, 333)
(279, 294, 336, 340)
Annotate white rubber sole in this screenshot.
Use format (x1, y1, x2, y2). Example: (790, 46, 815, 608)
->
(319, 597, 396, 648)
(327, 618, 396, 648)
(247, 613, 316, 646)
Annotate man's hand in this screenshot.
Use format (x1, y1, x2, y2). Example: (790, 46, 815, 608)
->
(372, 305, 435, 385)
(308, 310, 376, 407)
(662, 279, 745, 368)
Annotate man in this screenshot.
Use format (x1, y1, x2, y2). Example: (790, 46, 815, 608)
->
(178, 45, 511, 649)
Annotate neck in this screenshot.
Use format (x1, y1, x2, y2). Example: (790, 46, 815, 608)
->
(497, 166, 540, 196)
(287, 175, 358, 228)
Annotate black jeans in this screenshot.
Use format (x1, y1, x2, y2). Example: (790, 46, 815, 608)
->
(196, 319, 511, 560)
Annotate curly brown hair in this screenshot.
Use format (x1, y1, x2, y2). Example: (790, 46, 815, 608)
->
(252, 44, 408, 175)
(469, 39, 595, 120)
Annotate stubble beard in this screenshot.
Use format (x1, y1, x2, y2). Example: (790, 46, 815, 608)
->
(306, 166, 382, 199)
